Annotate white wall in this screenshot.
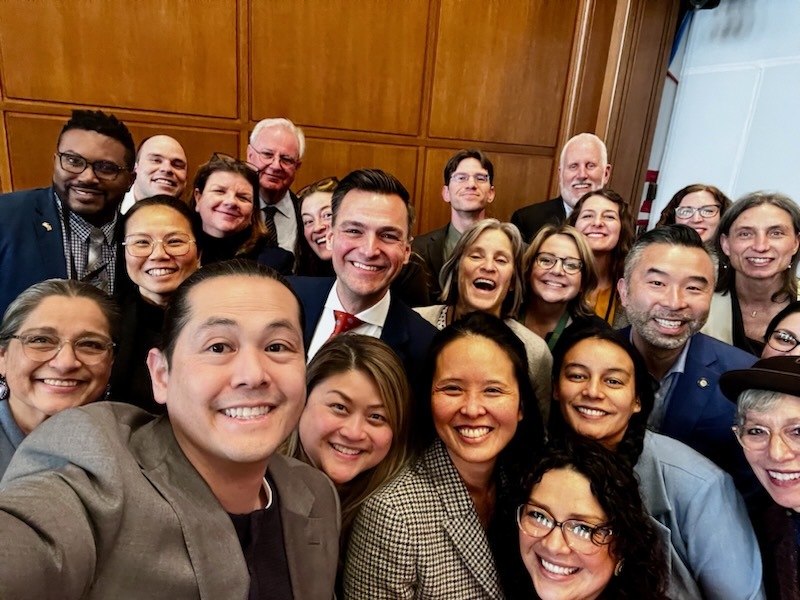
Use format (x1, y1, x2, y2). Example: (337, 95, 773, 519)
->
(649, 0, 800, 228)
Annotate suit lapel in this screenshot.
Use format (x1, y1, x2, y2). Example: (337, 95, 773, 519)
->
(428, 442, 503, 600)
(133, 418, 250, 600)
(663, 335, 717, 435)
(33, 188, 68, 277)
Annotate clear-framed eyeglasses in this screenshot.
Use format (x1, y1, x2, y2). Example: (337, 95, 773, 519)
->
(123, 234, 196, 258)
(6, 333, 115, 365)
(733, 423, 800, 453)
(675, 205, 720, 219)
(516, 504, 613, 554)
(55, 151, 129, 181)
(246, 146, 300, 170)
(534, 252, 583, 275)
(450, 172, 491, 184)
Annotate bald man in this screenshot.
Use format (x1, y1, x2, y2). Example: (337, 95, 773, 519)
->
(120, 135, 188, 213)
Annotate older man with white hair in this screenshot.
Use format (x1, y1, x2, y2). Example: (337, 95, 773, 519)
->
(512, 132, 611, 242)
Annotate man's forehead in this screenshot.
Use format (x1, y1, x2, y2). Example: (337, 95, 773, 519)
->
(634, 244, 713, 275)
(254, 126, 298, 150)
(455, 157, 488, 173)
(140, 136, 186, 159)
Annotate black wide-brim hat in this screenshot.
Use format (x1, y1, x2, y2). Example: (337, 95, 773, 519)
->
(720, 356, 800, 402)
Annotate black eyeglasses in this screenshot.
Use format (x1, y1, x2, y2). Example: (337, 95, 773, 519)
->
(55, 152, 129, 181)
(534, 252, 583, 275)
(767, 329, 800, 354)
(675, 205, 720, 219)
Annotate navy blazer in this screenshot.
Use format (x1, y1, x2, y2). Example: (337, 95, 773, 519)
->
(510, 197, 566, 243)
(289, 277, 437, 389)
(620, 327, 759, 496)
(0, 187, 68, 315)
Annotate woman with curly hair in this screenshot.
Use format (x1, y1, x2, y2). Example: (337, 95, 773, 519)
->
(504, 436, 668, 599)
(548, 326, 765, 599)
(567, 189, 636, 326)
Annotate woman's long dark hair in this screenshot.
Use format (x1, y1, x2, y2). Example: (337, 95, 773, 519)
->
(549, 326, 657, 467)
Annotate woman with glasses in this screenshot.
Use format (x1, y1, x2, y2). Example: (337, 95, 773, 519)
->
(344, 313, 544, 598)
(722, 356, 800, 599)
(190, 154, 293, 273)
(296, 176, 338, 277)
(109, 195, 201, 413)
(762, 301, 800, 358)
(550, 326, 765, 599)
(500, 436, 667, 600)
(415, 219, 552, 419)
(521, 224, 609, 351)
(704, 191, 800, 355)
(0, 280, 118, 477)
(566, 189, 637, 326)
(655, 183, 732, 244)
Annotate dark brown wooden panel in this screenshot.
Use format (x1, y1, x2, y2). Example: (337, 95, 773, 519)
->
(429, 0, 580, 146)
(418, 147, 553, 235)
(0, 1, 238, 117)
(250, 0, 429, 135)
(5, 113, 239, 193)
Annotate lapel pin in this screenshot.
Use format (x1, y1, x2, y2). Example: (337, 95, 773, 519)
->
(42, 221, 52, 231)
(697, 377, 709, 388)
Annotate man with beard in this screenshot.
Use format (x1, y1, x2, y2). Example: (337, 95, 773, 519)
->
(0, 110, 135, 315)
(617, 225, 758, 495)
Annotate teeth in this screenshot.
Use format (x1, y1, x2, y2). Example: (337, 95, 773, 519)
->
(222, 406, 272, 419)
(543, 281, 565, 288)
(314, 237, 327, 245)
(474, 278, 496, 290)
(458, 426, 491, 438)
(768, 471, 800, 481)
(654, 318, 681, 329)
(331, 443, 362, 456)
(353, 262, 380, 271)
(576, 406, 607, 417)
(153, 178, 176, 186)
(748, 258, 771, 265)
(541, 558, 579, 575)
(42, 379, 80, 387)
(147, 268, 176, 276)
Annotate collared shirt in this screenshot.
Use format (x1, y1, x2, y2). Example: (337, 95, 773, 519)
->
(55, 194, 117, 295)
(0, 399, 26, 478)
(648, 336, 692, 431)
(562, 198, 574, 219)
(259, 190, 297, 254)
(119, 188, 137, 214)
(306, 282, 390, 361)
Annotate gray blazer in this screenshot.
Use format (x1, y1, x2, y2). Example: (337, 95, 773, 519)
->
(343, 439, 504, 599)
(0, 403, 340, 600)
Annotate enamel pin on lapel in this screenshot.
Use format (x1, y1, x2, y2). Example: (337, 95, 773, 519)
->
(42, 221, 52, 231)
(697, 377, 709, 388)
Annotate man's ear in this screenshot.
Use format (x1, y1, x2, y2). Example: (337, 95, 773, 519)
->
(147, 348, 170, 406)
(442, 185, 451, 205)
(603, 163, 612, 185)
(617, 277, 628, 308)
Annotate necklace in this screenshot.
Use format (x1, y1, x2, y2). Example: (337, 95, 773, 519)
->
(751, 310, 758, 318)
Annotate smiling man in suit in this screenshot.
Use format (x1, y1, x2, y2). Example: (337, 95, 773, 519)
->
(0, 109, 136, 315)
(617, 225, 758, 496)
(291, 169, 437, 383)
(0, 261, 340, 599)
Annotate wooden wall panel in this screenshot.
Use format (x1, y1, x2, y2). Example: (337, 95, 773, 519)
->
(6, 113, 239, 193)
(0, 0, 238, 117)
(250, 0, 430, 135)
(419, 147, 553, 234)
(429, 0, 580, 146)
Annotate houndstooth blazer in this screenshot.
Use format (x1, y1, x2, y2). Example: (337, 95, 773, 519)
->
(343, 439, 505, 599)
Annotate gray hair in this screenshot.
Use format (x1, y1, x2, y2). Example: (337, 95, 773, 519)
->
(0, 279, 120, 349)
(439, 219, 525, 318)
(249, 118, 306, 159)
(560, 133, 608, 170)
(735, 388, 785, 427)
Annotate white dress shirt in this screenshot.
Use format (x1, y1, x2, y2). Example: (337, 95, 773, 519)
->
(260, 190, 298, 254)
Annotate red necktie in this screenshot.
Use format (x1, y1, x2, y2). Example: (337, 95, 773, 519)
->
(328, 310, 364, 340)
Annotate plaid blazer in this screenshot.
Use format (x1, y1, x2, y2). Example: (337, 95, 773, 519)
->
(343, 439, 504, 599)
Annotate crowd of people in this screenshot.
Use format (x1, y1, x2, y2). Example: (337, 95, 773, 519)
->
(0, 109, 798, 599)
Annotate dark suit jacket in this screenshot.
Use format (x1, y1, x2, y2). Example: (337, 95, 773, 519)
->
(0, 187, 68, 315)
(411, 224, 449, 301)
(510, 196, 567, 243)
(289, 277, 437, 390)
(0, 403, 340, 599)
(619, 328, 758, 496)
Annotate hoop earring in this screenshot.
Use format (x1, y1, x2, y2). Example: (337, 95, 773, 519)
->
(0, 374, 8, 401)
(614, 559, 624, 577)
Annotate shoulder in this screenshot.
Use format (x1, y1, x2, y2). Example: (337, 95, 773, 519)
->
(505, 320, 550, 356)
(412, 225, 448, 249)
(270, 453, 338, 509)
(691, 333, 758, 368)
(390, 298, 439, 336)
(512, 197, 562, 218)
(414, 304, 445, 326)
(639, 432, 732, 485)
(0, 188, 53, 219)
(287, 275, 334, 298)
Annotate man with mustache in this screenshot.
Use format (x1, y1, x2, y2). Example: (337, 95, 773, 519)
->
(512, 132, 611, 243)
(0, 109, 135, 315)
(617, 224, 758, 495)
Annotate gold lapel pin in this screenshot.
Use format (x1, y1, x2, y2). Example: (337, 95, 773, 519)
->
(42, 221, 52, 231)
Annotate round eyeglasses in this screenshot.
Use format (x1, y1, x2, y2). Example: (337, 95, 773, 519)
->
(534, 252, 583, 275)
(675, 205, 720, 219)
(7, 334, 115, 365)
(516, 504, 613, 554)
(733, 424, 800, 454)
(56, 152, 129, 181)
(767, 329, 800, 354)
(123, 234, 196, 258)
(246, 146, 300, 170)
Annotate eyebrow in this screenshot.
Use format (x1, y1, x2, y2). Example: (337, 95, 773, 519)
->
(19, 326, 110, 339)
(527, 497, 605, 523)
(643, 267, 710, 285)
(326, 389, 386, 411)
(563, 361, 630, 376)
(195, 317, 300, 336)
